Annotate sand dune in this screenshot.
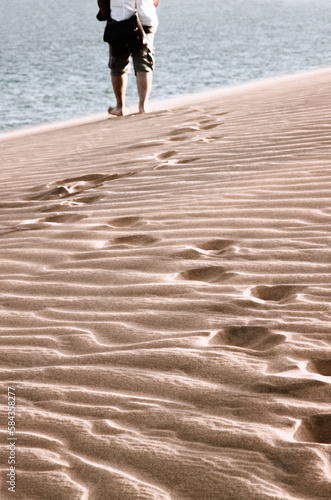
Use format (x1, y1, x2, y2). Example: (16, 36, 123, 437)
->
(1, 67, 331, 499)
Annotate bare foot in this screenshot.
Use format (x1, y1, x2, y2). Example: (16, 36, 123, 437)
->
(108, 106, 124, 117)
(138, 106, 149, 114)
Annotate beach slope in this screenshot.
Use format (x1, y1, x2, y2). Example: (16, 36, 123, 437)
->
(1, 68, 331, 499)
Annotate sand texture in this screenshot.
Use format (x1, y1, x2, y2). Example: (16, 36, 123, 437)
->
(1, 67, 331, 499)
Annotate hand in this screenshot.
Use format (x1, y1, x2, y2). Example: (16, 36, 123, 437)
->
(96, 10, 107, 21)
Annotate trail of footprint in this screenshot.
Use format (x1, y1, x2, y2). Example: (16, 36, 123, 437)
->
(177, 266, 233, 283)
(294, 414, 331, 443)
(209, 326, 286, 350)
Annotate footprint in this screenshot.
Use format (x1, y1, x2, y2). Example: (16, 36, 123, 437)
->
(0, 221, 47, 236)
(177, 158, 200, 165)
(250, 285, 301, 302)
(41, 214, 87, 224)
(198, 111, 228, 120)
(294, 414, 331, 443)
(210, 326, 285, 350)
(171, 249, 203, 260)
(178, 266, 232, 283)
(154, 163, 179, 170)
(198, 117, 216, 125)
(0, 202, 31, 209)
(200, 123, 219, 130)
(0, 213, 87, 236)
(252, 379, 327, 397)
(28, 185, 75, 200)
(128, 140, 166, 149)
(108, 216, 142, 228)
(153, 151, 180, 170)
(39, 195, 101, 212)
(231, 299, 263, 310)
(156, 151, 178, 160)
(155, 157, 200, 170)
(54, 174, 112, 184)
(169, 135, 192, 142)
(26, 172, 136, 201)
(169, 126, 200, 136)
(266, 358, 300, 374)
(197, 239, 236, 253)
(112, 234, 158, 246)
(173, 240, 235, 260)
(310, 358, 331, 376)
(197, 136, 219, 143)
(38, 204, 64, 213)
(70, 195, 102, 205)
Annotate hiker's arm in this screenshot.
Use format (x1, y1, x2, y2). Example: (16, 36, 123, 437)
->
(97, 0, 109, 18)
(153, 0, 159, 7)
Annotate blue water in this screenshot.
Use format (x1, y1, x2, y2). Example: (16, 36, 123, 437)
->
(1, 0, 331, 132)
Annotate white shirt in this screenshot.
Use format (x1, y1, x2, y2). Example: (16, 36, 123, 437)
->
(110, 0, 158, 27)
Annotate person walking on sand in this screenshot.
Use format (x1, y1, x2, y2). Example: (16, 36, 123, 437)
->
(97, 0, 159, 116)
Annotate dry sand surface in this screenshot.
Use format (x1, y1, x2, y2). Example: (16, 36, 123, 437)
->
(1, 67, 331, 500)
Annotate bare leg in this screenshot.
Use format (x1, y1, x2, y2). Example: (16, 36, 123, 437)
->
(109, 74, 128, 116)
(136, 71, 152, 113)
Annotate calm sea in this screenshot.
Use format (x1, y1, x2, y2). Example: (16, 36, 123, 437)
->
(1, 0, 331, 132)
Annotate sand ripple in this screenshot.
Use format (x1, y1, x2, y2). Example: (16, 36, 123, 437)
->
(1, 68, 331, 499)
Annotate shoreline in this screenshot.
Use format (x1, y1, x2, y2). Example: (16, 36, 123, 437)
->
(1, 64, 330, 141)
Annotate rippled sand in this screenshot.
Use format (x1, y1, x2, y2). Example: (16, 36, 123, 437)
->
(1, 68, 331, 500)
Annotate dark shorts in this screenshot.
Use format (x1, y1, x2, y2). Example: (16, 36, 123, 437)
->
(108, 27, 156, 76)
